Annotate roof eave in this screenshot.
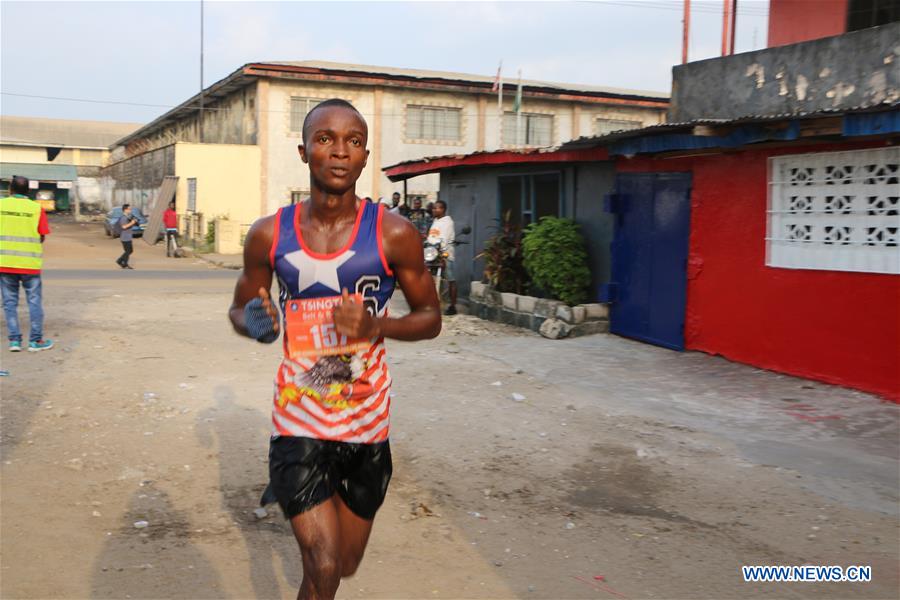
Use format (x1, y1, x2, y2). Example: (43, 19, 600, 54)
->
(111, 64, 259, 148)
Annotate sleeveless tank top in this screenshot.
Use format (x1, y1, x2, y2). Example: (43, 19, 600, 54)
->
(269, 200, 395, 443)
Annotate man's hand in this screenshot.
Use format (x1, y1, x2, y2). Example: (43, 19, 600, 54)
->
(243, 287, 280, 343)
(333, 288, 380, 339)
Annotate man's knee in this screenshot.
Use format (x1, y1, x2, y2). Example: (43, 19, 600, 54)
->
(304, 547, 342, 584)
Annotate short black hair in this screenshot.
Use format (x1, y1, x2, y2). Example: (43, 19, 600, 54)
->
(302, 98, 365, 145)
(123, 203, 131, 210)
(10, 176, 28, 195)
(434, 200, 447, 210)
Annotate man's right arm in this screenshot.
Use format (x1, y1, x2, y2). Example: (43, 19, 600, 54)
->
(228, 215, 279, 338)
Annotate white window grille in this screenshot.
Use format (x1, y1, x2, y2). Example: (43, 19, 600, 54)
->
(290, 97, 326, 133)
(595, 118, 642, 135)
(767, 147, 899, 274)
(503, 112, 553, 146)
(406, 106, 461, 141)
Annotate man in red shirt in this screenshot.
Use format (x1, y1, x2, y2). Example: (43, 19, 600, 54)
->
(163, 200, 178, 257)
(0, 176, 54, 352)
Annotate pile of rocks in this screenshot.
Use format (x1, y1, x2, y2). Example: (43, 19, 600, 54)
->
(468, 282, 609, 339)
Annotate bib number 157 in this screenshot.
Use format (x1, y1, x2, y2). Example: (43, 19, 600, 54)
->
(310, 322, 347, 350)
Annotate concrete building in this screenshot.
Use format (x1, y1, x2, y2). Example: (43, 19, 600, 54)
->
(0, 116, 140, 213)
(103, 61, 667, 236)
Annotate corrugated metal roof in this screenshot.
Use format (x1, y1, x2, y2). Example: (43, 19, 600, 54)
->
(1, 116, 142, 149)
(265, 60, 670, 100)
(0, 162, 78, 181)
(557, 101, 900, 151)
(382, 103, 900, 176)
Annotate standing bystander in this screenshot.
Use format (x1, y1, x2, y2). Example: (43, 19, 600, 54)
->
(427, 200, 458, 315)
(163, 200, 178, 257)
(116, 204, 138, 269)
(0, 175, 54, 352)
(407, 197, 429, 239)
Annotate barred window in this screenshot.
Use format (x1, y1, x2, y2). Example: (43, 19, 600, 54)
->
(502, 112, 553, 146)
(290, 190, 309, 205)
(767, 147, 899, 274)
(290, 97, 326, 133)
(406, 106, 461, 141)
(595, 118, 642, 135)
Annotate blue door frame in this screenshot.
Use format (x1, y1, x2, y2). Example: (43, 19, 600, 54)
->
(604, 173, 692, 350)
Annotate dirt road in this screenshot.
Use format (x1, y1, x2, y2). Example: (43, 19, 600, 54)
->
(1, 219, 897, 599)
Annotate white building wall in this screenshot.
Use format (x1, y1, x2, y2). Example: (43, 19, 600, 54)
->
(264, 78, 666, 214)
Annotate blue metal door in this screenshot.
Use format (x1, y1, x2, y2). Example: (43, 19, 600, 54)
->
(607, 173, 691, 350)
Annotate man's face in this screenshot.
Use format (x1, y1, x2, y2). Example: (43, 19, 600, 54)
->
(298, 106, 369, 194)
(391, 193, 400, 207)
(433, 202, 446, 219)
(413, 199, 422, 210)
(123, 206, 132, 215)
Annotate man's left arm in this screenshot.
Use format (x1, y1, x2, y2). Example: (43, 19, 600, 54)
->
(38, 208, 50, 243)
(333, 212, 441, 341)
(446, 217, 455, 249)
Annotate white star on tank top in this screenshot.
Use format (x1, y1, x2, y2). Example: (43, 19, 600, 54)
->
(284, 248, 356, 294)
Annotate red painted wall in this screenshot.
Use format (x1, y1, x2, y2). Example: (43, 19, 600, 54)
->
(768, 0, 848, 47)
(618, 141, 900, 401)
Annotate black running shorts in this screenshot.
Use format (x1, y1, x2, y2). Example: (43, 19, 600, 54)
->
(268, 435, 392, 521)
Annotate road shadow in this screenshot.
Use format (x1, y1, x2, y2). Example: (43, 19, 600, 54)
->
(90, 485, 225, 598)
(196, 384, 300, 597)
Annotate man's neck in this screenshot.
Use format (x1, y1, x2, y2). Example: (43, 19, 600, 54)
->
(307, 188, 358, 226)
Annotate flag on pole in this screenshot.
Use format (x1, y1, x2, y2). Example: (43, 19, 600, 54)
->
(514, 69, 523, 144)
(513, 69, 523, 113)
(492, 60, 503, 111)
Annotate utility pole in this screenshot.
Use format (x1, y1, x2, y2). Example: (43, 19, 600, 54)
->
(199, 0, 204, 143)
(682, 0, 691, 64)
(721, 0, 737, 56)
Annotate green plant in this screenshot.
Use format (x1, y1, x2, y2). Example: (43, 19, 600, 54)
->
(477, 211, 529, 294)
(522, 217, 591, 305)
(206, 220, 216, 247)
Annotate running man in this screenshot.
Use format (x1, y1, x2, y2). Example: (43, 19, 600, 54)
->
(229, 98, 441, 599)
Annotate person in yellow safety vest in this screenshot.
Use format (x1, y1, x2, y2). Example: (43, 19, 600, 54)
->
(0, 176, 54, 352)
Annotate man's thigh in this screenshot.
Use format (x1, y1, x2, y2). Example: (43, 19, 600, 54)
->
(333, 495, 375, 562)
(289, 499, 341, 554)
(444, 259, 456, 282)
(0, 275, 20, 304)
(21, 275, 41, 299)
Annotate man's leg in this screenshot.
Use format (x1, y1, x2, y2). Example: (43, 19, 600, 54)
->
(445, 259, 458, 314)
(0, 275, 22, 342)
(333, 495, 375, 577)
(289, 500, 344, 600)
(122, 241, 133, 267)
(21, 275, 44, 343)
(117, 241, 128, 267)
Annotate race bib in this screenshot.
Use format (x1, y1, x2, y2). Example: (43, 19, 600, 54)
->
(285, 294, 369, 359)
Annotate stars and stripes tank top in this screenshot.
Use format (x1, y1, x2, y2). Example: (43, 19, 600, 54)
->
(269, 199, 395, 443)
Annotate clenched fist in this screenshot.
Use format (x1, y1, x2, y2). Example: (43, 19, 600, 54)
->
(333, 288, 380, 339)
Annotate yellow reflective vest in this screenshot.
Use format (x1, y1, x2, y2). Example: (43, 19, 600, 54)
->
(0, 195, 43, 272)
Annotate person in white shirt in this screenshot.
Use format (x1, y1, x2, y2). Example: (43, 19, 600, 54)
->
(427, 200, 458, 315)
(388, 192, 403, 215)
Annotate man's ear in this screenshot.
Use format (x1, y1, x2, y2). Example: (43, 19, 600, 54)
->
(362, 148, 370, 168)
(298, 144, 308, 164)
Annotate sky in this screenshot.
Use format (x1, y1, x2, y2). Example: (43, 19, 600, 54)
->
(0, 0, 770, 127)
